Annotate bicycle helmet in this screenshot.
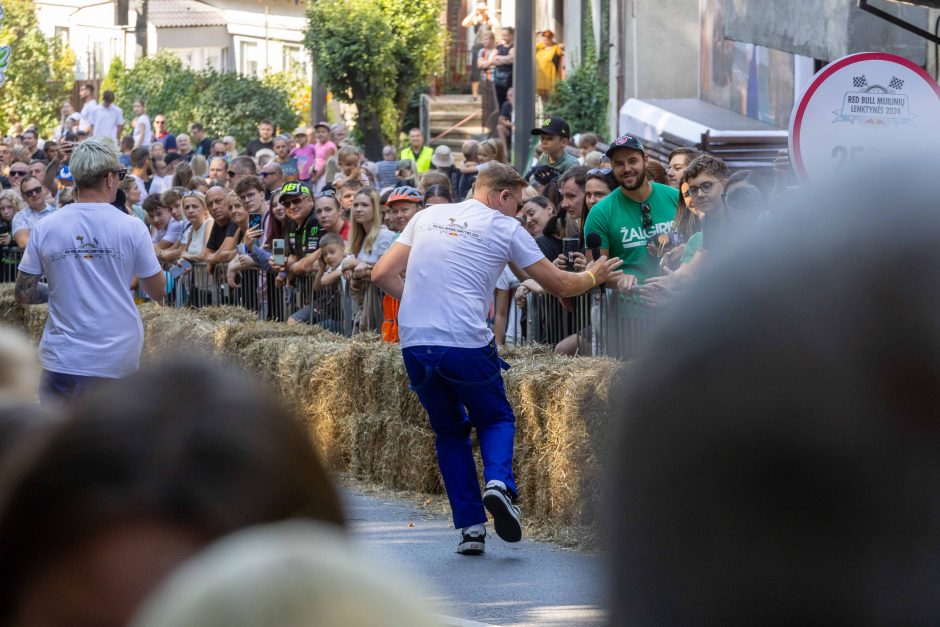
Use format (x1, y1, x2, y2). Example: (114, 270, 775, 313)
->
(386, 185, 424, 205)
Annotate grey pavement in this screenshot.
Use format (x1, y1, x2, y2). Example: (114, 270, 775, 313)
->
(343, 489, 607, 627)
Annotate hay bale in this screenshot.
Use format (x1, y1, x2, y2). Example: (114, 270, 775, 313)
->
(214, 321, 331, 358)
(0, 284, 23, 327)
(21, 304, 48, 342)
(140, 306, 218, 358)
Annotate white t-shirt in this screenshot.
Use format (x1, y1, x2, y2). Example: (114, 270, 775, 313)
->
(18, 203, 162, 378)
(80, 99, 98, 131)
(134, 113, 153, 147)
(355, 226, 396, 265)
(92, 104, 124, 141)
(396, 199, 544, 349)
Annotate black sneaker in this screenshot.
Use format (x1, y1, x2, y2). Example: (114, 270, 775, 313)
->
(457, 525, 486, 555)
(483, 480, 522, 543)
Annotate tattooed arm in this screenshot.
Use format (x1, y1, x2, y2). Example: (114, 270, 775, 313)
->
(14, 270, 49, 304)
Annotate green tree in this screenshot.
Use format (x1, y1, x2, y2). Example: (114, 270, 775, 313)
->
(305, 0, 445, 159)
(0, 0, 76, 135)
(111, 51, 298, 146)
(547, 0, 609, 137)
(100, 56, 126, 95)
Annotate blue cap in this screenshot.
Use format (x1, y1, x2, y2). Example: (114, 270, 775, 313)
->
(56, 166, 73, 181)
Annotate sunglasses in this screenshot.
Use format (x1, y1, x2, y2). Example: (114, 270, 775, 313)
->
(587, 167, 612, 176)
(112, 169, 127, 181)
(640, 203, 653, 230)
(687, 181, 718, 197)
(23, 187, 43, 198)
(315, 189, 336, 198)
(9, 170, 27, 177)
(281, 196, 307, 208)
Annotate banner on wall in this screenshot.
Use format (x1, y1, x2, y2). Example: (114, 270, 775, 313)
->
(789, 52, 940, 185)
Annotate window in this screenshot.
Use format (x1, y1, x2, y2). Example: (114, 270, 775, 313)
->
(240, 40, 259, 76)
(55, 26, 70, 46)
(282, 45, 305, 74)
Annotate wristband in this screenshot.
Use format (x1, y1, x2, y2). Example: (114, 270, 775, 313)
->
(586, 270, 596, 288)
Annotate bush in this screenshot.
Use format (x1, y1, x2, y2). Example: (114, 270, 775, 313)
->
(111, 51, 299, 146)
(547, 61, 609, 138)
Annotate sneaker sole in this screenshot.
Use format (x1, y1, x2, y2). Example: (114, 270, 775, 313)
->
(457, 540, 485, 556)
(483, 490, 522, 543)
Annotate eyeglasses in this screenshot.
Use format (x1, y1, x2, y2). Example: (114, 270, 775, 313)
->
(281, 196, 306, 208)
(587, 167, 612, 176)
(315, 189, 336, 198)
(9, 170, 27, 177)
(23, 187, 43, 198)
(640, 203, 653, 230)
(112, 169, 127, 181)
(687, 181, 718, 197)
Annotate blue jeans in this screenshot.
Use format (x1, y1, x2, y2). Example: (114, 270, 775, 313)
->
(39, 370, 110, 408)
(402, 342, 517, 529)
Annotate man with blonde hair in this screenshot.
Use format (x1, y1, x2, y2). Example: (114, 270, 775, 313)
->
(15, 137, 164, 405)
(373, 162, 622, 555)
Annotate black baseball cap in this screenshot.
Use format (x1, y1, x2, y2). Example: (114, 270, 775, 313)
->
(279, 181, 312, 198)
(531, 116, 570, 138)
(605, 134, 646, 158)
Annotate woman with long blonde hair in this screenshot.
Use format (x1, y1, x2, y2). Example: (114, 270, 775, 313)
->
(342, 187, 396, 333)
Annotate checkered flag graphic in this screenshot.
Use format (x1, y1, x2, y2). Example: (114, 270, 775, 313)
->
(853, 75, 868, 89)
(889, 76, 905, 91)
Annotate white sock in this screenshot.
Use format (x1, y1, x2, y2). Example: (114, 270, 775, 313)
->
(463, 524, 485, 535)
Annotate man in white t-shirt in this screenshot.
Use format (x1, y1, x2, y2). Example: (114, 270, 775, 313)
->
(89, 90, 124, 142)
(15, 137, 165, 406)
(78, 82, 99, 133)
(132, 98, 153, 147)
(373, 162, 622, 555)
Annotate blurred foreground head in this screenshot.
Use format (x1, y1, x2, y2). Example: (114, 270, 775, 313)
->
(0, 326, 40, 404)
(609, 164, 940, 625)
(0, 358, 344, 627)
(131, 521, 440, 627)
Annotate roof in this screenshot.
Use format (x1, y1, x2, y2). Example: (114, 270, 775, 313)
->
(148, 0, 227, 28)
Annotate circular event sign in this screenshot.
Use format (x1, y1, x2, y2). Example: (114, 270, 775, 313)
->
(789, 52, 940, 184)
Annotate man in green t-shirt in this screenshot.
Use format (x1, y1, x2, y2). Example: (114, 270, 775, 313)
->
(583, 134, 679, 290)
(531, 116, 580, 176)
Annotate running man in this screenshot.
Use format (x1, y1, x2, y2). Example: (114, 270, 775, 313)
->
(373, 162, 621, 555)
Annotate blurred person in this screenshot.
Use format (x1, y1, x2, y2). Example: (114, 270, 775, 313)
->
(491, 26, 515, 109)
(221, 136, 238, 160)
(171, 162, 194, 190)
(309, 121, 337, 189)
(495, 86, 514, 150)
(129, 521, 438, 627)
(118, 136, 135, 168)
(53, 101, 75, 141)
(189, 123, 212, 157)
(578, 133, 600, 162)
(14, 138, 164, 404)
(291, 127, 313, 181)
(462, 2, 498, 99)
(272, 135, 298, 181)
(78, 82, 98, 132)
(211, 139, 228, 159)
(227, 156, 257, 189)
(129, 147, 151, 200)
(12, 176, 56, 249)
(246, 120, 275, 157)
(608, 166, 940, 626)
(429, 145, 459, 191)
(21, 130, 45, 161)
(645, 159, 668, 185)
(27, 160, 46, 185)
(0, 326, 41, 405)
(171, 133, 194, 164)
(258, 161, 283, 200)
(423, 184, 452, 206)
(372, 163, 622, 554)
(530, 117, 578, 176)
(209, 157, 228, 186)
(376, 145, 399, 189)
(666, 147, 699, 189)
(400, 128, 433, 174)
(330, 123, 348, 146)
(535, 30, 564, 103)
(91, 91, 124, 142)
(0, 358, 344, 627)
(583, 150, 605, 168)
(190, 154, 209, 180)
(418, 170, 452, 196)
(583, 134, 678, 291)
(152, 114, 177, 153)
(132, 99, 152, 148)
(394, 159, 416, 188)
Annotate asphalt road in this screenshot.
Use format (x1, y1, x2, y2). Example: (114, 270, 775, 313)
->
(343, 489, 607, 627)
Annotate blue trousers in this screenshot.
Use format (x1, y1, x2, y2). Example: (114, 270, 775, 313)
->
(402, 343, 517, 529)
(39, 369, 109, 408)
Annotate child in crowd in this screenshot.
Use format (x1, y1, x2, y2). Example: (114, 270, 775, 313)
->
(143, 195, 183, 263)
(395, 160, 416, 188)
(310, 122, 337, 191)
(119, 136, 135, 168)
(287, 232, 351, 331)
(377, 146, 399, 189)
(292, 127, 316, 183)
(578, 133, 599, 162)
(160, 187, 186, 223)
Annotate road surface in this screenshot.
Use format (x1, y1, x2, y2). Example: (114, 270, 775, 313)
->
(344, 489, 607, 626)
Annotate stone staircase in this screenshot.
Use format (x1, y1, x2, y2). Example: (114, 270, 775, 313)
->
(420, 94, 496, 159)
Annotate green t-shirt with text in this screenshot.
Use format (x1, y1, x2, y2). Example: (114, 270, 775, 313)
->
(583, 182, 678, 282)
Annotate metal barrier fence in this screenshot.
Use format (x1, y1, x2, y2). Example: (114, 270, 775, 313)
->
(1, 249, 655, 360)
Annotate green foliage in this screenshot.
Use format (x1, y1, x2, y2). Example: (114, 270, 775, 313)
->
(263, 71, 311, 128)
(111, 51, 298, 146)
(100, 56, 125, 95)
(547, 0, 609, 137)
(0, 0, 76, 134)
(305, 0, 445, 154)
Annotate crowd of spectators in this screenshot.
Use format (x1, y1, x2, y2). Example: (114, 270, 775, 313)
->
(0, 82, 785, 352)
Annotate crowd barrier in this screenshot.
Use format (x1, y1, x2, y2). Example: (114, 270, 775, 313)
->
(1, 247, 655, 360)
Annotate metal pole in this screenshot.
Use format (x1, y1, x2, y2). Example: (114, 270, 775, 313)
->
(512, 0, 535, 171)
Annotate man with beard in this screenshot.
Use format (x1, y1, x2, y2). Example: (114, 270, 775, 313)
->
(583, 134, 678, 291)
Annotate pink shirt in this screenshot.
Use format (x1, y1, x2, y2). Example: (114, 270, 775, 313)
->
(292, 145, 317, 181)
(313, 140, 337, 172)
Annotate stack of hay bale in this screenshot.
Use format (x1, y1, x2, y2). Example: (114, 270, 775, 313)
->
(0, 286, 624, 545)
